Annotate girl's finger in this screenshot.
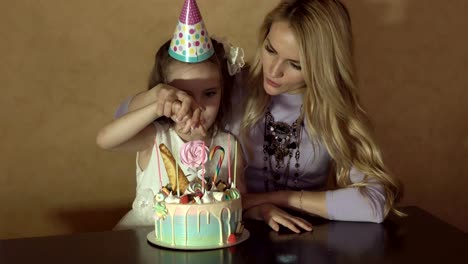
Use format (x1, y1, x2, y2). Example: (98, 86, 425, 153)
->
(171, 101, 182, 121)
(199, 124, 207, 137)
(163, 101, 173, 117)
(177, 92, 198, 120)
(182, 119, 192, 134)
(191, 108, 202, 129)
(155, 101, 164, 116)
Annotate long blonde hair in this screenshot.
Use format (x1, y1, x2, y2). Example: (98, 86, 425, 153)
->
(240, 0, 402, 217)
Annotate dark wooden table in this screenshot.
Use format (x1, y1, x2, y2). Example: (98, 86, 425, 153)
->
(1, 206, 466, 263)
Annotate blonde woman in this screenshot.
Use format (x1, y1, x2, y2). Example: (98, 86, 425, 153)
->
(237, 0, 403, 233)
(114, 0, 402, 233)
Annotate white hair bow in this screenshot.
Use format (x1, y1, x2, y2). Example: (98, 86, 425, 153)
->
(226, 45, 245, 76)
(214, 36, 245, 76)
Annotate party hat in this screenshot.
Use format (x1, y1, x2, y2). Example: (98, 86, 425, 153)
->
(169, 0, 214, 63)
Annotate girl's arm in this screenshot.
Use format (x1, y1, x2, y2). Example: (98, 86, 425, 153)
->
(114, 84, 203, 131)
(96, 102, 161, 152)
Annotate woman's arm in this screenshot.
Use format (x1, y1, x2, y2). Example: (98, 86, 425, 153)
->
(244, 189, 328, 218)
(234, 141, 247, 194)
(245, 185, 384, 223)
(243, 203, 313, 233)
(243, 167, 386, 232)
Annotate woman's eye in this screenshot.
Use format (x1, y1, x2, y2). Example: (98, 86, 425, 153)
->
(264, 44, 275, 54)
(290, 62, 302, 70)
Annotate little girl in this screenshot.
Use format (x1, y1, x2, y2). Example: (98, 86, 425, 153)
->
(96, 38, 245, 229)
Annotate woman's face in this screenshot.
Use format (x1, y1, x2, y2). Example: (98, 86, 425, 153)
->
(262, 21, 306, 95)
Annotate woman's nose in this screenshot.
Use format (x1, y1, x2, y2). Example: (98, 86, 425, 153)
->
(268, 57, 284, 78)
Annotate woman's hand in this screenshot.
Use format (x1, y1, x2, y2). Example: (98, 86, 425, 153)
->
(257, 203, 313, 233)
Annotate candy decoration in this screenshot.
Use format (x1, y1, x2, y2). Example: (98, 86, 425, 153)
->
(169, 0, 214, 63)
(227, 233, 237, 244)
(227, 188, 240, 200)
(180, 140, 209, 167)
(180, 140, 209, 193)
(161, 187, 171, 196)
(160, 144, 189, 194)
(235, 222, 244, 234)
(209, 146, 225, 184)
(154, 193, 168, 220)
(180, 195, 190, 204)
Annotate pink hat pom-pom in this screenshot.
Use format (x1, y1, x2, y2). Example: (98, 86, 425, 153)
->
(179, 0, 202, 25)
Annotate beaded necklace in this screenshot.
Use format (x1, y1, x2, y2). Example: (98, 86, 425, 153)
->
(263, 107, 303, 191)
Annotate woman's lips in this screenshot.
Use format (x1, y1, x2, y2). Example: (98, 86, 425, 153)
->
(265, 77, 281, 88)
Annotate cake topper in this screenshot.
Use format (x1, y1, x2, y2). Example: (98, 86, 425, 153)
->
(180, 140, 209, 191)
(209, 145, 225, 184)
(159, 143, 189, 194)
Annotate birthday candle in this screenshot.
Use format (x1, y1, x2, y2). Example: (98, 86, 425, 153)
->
(155, 139, 163, 189)
(176, 155, 180, 197)
(227, 135, 232, 185)
(202, 141, 205, 193)
(233, 140, 238, 188)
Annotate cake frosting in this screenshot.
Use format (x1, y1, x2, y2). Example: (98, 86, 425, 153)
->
(151, 140, 244, 248)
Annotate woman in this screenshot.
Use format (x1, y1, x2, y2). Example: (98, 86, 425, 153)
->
(114, 0, 402, 233)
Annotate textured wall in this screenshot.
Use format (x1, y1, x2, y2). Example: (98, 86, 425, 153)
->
(0, 0, 467, 239)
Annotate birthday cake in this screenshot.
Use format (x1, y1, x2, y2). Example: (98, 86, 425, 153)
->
(150, 141, 244, 249)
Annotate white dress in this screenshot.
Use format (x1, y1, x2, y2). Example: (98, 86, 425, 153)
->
(114, 122, 238, 230)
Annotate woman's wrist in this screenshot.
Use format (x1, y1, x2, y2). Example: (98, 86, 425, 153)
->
(273, 190, 296, 208)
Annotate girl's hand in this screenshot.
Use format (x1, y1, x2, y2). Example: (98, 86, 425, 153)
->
(153, 83, 203, 131)
(171, 101, 206, 136)
(259, 204, 313, 233)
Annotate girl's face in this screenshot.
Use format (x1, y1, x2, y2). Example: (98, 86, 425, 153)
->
(167, 61, 221, 138)
(262, 21, 306, 95)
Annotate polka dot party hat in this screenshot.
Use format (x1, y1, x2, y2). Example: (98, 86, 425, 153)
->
(169, 0, 214, 63)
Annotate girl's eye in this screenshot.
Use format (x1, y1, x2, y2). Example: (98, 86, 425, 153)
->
(205, 91, 217, 97)
(290, 62, 302, 70)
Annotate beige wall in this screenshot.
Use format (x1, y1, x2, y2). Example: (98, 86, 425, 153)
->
(0, 0, 466, 239)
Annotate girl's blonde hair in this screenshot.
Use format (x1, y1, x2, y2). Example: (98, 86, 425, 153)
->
(241, 0, 402, 217)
